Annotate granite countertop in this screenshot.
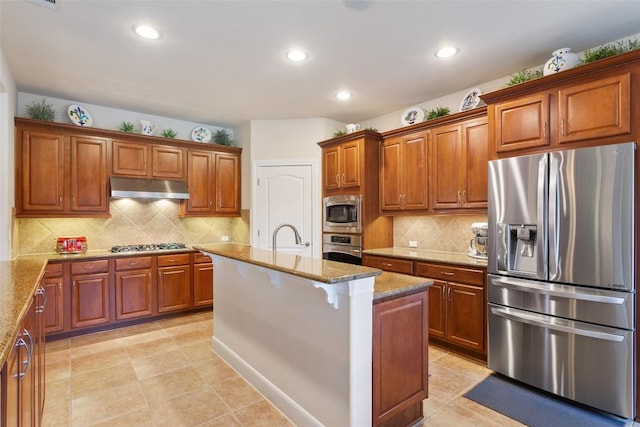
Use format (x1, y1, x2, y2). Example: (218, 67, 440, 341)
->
(373, 271, 432, 301)
(194, 243, 382, 284)
(363, 247, 488, 268)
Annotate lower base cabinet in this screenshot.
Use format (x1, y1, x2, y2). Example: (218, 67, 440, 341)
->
(115, 256, 154, 320)
(157, 253, 192, 313)
(193, 253, 214, 307)
(373, 289, 428, 427)
(70, 260, 110, 329)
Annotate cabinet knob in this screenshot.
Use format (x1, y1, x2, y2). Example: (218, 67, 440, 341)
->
(441, 271, 455, 276)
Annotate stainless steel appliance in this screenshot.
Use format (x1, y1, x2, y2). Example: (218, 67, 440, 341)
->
(487, 143, 636, 419)
(323, 195, 362, 234)
(322, 233, 362, 265)
(469, 222, 488, 259)
(110, 242, 187, 253)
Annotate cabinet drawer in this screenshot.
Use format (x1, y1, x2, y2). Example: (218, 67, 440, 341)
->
(414, 262, 484, 286)
(194, 252, 212, 264)
(364, 255, 413, 274)
(71, 260, 109, 275)
(44, 262, 63, 277)
(158, 253, 191, 267)
(115, 256, 153, 271)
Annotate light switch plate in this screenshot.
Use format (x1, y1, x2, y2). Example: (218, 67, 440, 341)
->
(409, 240, 418, 248)
(221, 235, 230, 242)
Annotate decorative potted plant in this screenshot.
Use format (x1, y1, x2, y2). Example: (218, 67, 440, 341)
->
(213, 129, 234, 146)
(160, 128, 177, 138)
(119, 121, 135, 133)
(25, 98, 56, 122)
(425, 106, 450, 120)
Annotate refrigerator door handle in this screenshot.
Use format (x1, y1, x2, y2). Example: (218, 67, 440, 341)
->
(490, 306, 625, 342)
(548, 153, 559, 280)
(491, 277, 626, 305)
(537, 156, 548, 278)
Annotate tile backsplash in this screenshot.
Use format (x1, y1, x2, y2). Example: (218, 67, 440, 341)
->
(393, 214, 488, 254)
(17, 199, 250, 255)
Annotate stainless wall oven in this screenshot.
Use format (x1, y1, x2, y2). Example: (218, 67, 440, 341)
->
(487, 143, 636, 419)
(323, 195, 362, 234)
(322, 234, 362, 265)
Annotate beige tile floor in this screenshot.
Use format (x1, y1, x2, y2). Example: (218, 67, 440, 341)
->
(42, 311, 635, 427)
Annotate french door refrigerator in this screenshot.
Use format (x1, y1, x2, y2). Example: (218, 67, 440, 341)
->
(487, 142, 636, 419)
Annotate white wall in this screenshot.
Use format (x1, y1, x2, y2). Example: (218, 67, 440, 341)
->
(18, 92, 232, 141)
(0, 45, 17, 260)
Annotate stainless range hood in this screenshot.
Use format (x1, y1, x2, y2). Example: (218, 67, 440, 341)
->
(110, 176, 190, 199)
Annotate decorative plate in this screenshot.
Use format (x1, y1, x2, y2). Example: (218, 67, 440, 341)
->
(459, 88, 482, 112)
(67, 104, 93, 127)
(191, 126, 212, 143)
(400, 106, 425, 126)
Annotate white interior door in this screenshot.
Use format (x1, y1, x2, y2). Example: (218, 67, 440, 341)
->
(253, 162, 316, 257)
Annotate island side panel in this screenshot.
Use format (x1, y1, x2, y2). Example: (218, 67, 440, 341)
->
(210, 255, 374, 427)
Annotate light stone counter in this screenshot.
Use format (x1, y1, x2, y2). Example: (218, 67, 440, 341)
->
(364, 247, 488, 268)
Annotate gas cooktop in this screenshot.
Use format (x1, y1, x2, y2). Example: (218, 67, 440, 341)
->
(109, 243, 187, 253)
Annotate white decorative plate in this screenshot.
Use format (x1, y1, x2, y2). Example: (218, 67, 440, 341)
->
(400, 106, 425, 126)
(459, 88, 482, 112)
(191, 126, 212, 143)
(67, 104, 93, 127)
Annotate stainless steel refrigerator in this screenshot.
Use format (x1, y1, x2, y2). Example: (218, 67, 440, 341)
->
(487, 142, 636, 419)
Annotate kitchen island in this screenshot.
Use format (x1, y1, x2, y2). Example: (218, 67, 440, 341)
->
(194, 243, 432, 427)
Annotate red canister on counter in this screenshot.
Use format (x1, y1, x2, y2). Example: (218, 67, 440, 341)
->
(56, 236, 88, 254)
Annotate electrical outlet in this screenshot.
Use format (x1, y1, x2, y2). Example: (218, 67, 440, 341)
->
(221, 235, 230, 242)
(409, 240, 418, 248)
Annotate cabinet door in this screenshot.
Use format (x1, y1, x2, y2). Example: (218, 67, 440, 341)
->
(215, 153, 240, 215)
(157, 266, 192, 313)
(6, 335, 21, 427)
(20, 130, 65, 213)
(183, 150, 214, 214)
(111, 140, 148, 176)
(557, 72, 631, 144)
(70, 136, 108, 213)
(115, 270, 153, 320)
(71, 273, 110, 328)
(42, 275, 64, 333)
(427, 280, 447, 339)
(193, 262, 214, 307)
(340, 141, 361, 189)
(431, 124, 462, 209)
(461, 118, 488, 208)
(494, 93, 550, 153)
(380, 137, 403, 211)
(402, 133, 429, 210)
(323, 146, 341, 191)
(372, 290, 428, 426)
(152, 145, 184, 179)
(446, 282, 485, 352)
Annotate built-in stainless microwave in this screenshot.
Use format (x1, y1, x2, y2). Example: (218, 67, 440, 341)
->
(323, 194, 362, 233)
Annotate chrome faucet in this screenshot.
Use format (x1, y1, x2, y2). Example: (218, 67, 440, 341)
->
(272, 223, 303, 252)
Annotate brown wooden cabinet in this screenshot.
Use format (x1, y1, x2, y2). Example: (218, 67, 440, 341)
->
(373, 289, 428, 427)
(414, 262, 485, 354)
(42, 263, 64, 334)
(380, 131, 429, 213)
(70, 260, 110, 329)
(193, 252, 214, 307)
(431, 117, 488, 210)
(5, 293, 43, 427)
(112, 140, 185, 179)
(322, 139, 361, 191)
(157, 253, 192, 313)
(114, 256, 154, 320)
(180, 150, 241, 217)
(16, 122, 109, 217)
(362, 254, 414, 275)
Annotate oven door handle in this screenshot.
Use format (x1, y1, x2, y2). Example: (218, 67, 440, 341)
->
(323, 244, 361, 257)
(490, 306, 625, 342)
(491, 277, 626, 305)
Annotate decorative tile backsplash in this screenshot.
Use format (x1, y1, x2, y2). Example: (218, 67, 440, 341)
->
(16, 199, 250, 255)
(393, 214, 488, 254)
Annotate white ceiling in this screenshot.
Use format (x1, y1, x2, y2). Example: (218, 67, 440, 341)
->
(2, 0, 640, 128)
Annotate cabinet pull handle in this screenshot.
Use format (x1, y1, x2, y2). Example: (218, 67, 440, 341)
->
(462, 190, 466, 204)
(342, 173, 345, 184)
(543, 122, 548, 138)
(36, 287, 47, 313)
(382, 262, 392, 267)
(209, 200, 212, 207)
(457, 191, 461, 205)
(441, 271, 454, 276)
(561, 118, 565, 136)
(335, 174, 339, 184)
(14, 337, 29, 378)
(129, 262, 138, 266)
(59, 196, 62, 205)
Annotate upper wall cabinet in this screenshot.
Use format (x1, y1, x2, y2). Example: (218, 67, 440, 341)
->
(15, 117, 242, 218)
(482, 49, 640, 158)
(112, 140, 184, 179)
(16, 122, 109, 217)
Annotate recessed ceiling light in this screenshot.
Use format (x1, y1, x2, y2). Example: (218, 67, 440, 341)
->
(435, 46, 458, 58)
(336, 91, 352, 101)
(287, 50, 307, 62)
(134, 25, 160, 40)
